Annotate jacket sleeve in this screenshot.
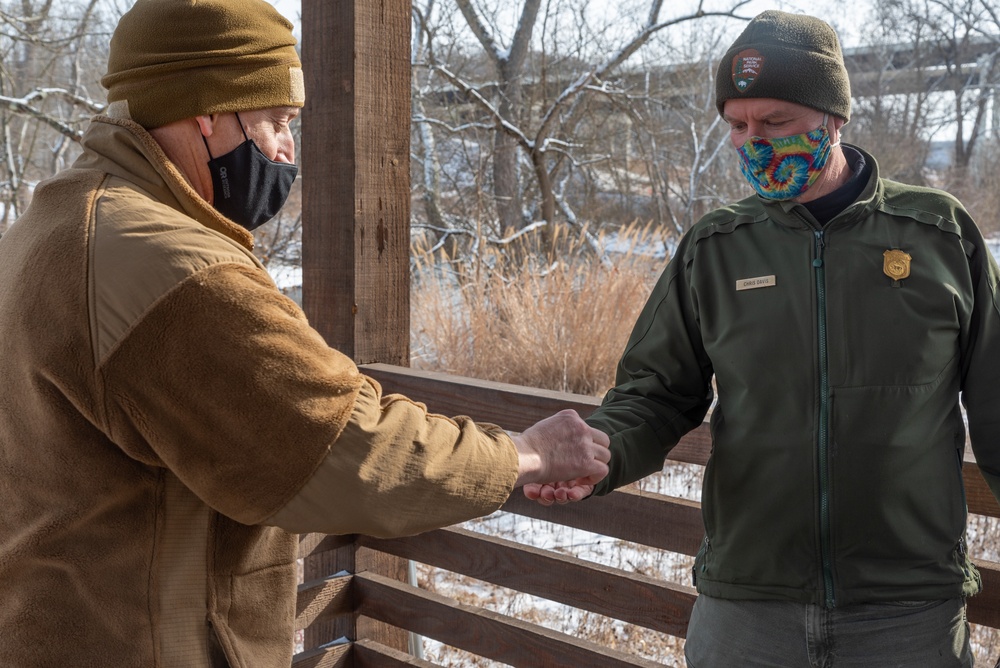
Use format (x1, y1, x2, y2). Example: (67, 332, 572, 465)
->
(99, 262, 517, 531)
(960, 229, 1000, 503)
(587, 234, 714, 495)
(265, 376, 518, 537)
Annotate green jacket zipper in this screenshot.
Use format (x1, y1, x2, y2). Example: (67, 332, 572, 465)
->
(954, 450, 972, 580)
(813, 229, 836, 607)
(693, 535, 711, 586)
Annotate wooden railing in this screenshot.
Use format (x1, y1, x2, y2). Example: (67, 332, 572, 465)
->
(291, 364, 1000, 667)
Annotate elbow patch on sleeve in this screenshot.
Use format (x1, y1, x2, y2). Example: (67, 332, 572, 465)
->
(102, 263, 365, 524)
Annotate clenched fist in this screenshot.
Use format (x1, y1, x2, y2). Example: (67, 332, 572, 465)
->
(511, 409, 610, 490)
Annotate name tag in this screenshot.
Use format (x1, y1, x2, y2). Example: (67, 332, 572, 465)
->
(736, 275, 776, 291)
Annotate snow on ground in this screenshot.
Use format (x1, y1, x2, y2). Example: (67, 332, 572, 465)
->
(416, 463, 701, 666)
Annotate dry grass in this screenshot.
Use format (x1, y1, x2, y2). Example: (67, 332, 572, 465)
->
(410, 222, 668, 396)
(946, 172, 1000, 240)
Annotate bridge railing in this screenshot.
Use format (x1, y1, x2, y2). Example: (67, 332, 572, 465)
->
(291, 364, 1000, 667)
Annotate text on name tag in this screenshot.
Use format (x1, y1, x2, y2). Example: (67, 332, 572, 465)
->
(736, 275, 776, 291)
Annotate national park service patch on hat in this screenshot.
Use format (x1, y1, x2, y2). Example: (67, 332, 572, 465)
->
(732, 49, 764, 93)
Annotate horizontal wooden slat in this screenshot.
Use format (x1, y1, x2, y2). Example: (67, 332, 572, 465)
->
(503, 486, 704, 556)
(362, 363, 710, 465)
(353, 639, 440, 667)
(296, 574, 353, 633)
(362, 526, 1000, 633)
(364, 363, 1000, 518)
(963, 460, 1000, 518)
(291, 640, 351, 668)
(355, 571, 665, 667)
(969, 558, 1000, 628)
(666, 425, 711, 466)
(310, 563, 1000, 664)
(363, 363, 601, 433)
(299, 532, 354, 559)
(361, 526, 697, 637)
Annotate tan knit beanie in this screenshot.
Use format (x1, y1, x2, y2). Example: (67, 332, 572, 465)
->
(716, 11, 851, 121)
(102, 0, 305, 129)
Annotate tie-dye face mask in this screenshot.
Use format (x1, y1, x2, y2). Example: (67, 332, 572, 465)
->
(736, 114, 837, 201)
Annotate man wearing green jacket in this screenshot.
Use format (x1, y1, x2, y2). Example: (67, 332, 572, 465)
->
(527, 10, 1000, 666)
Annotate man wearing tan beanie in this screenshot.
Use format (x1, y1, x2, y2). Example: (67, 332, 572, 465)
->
(0, 1, 610, 666)
(529, 10, 1000, 667)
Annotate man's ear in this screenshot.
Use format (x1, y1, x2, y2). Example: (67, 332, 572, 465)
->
(194, 114, 217, 138)
(830, 115, 847, 143)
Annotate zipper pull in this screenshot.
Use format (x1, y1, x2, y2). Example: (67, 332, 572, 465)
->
(813, 231, 826, 268)
(957, 537, 971, 577)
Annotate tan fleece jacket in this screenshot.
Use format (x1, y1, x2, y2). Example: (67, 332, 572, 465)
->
(0, 116, 518, 667)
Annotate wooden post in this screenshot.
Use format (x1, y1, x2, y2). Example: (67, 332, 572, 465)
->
(302, 0, 410, 366)
(300, 0, 411, 656)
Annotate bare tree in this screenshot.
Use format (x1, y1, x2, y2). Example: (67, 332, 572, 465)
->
(865, 0, 999, 171)
(453, 0, 539, 233)
(412, 0, 753, 262)
(621, 27, 747, 235)
(852, 0, 1000, 235)
(412, 0, 449, 234)
(843, 0, 943, 183)
(0, 0, 112, 230)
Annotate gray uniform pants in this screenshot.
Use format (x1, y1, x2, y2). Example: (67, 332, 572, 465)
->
(684, 595, 973, 667)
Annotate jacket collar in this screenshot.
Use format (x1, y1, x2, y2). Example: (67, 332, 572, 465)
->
(756, 144, 884, 232)
(72, 116, 254, 251)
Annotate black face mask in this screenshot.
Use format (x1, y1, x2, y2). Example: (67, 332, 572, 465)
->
(203, 113, 298, 232)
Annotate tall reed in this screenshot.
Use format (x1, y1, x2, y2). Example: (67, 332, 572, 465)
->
(410, 222, 669, 397)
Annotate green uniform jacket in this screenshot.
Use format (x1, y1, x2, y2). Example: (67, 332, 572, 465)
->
(588, 146, 1000, 607)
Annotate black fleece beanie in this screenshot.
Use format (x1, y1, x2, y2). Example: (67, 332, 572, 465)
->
(715, 10, 851, 121)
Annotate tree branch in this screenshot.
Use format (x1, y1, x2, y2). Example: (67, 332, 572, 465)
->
(430, 63, 533, 148)
(0, 90, 94, 142)
(454, 0, 503, 64)
(412, 114, 495, 133)
(534, 1, 753, 144)
(507, 0, 543, 72)
(23, 87, 104, 113)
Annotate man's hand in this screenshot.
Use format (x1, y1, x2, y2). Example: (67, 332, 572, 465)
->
(511, 409, 610, 489)
(523, 480, 595, 506)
